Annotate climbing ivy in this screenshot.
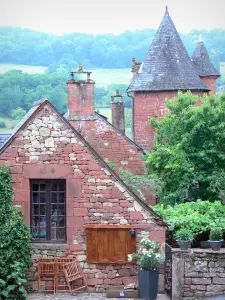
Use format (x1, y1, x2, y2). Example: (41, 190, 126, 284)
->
(0, 166, 32, 299)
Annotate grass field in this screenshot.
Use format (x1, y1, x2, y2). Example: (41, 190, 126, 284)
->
(0, 117, 15, 133)
(0, 63, 131, 87)
(91, 68, 131, 87)
(0, 63, 47, 74)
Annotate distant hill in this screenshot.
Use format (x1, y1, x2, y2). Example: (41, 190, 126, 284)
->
(0, 26, 224, 70)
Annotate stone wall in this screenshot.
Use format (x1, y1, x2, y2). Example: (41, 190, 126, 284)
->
(0, 101, 165, 292)
(132, 90, 206, 150)
(172, 248, 225, 299)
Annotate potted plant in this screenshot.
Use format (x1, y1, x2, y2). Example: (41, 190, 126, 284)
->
(174, 228, 194, 250)
(208, 227, 223, 251)
(128, 238, 165, 300)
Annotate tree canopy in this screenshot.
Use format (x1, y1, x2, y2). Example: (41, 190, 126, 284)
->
(0, 26, 224, 70)
(146, 91, 225, 204)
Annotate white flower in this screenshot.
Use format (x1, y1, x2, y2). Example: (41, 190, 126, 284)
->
(128, 254, 133, 262)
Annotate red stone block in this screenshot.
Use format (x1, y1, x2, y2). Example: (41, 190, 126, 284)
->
(12, 183, 22, 191)
(111, 187, 125, 199)
(122, 276, 137, 285)
(150, 230, 165, 244)
(11, 165, 23, 174)
(73, 208, 88, 217)
(23, 164, 73, 179)
(67, 216, 83, 228)
(69, 244, 83, 251)
(120, 200, 132, 207)
(110, 207, 123, 213)
(88, 279, 103, 285)
(67, 179, 81, 197)
(14, 190, 29, 202)
(77, 153, 91, 161)
(87, 161, 100, 171)
(129, 212, 144, 220)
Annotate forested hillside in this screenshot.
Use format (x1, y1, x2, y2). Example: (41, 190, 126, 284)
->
(0, 26, 225, 69)
(0, 26, 225, 129)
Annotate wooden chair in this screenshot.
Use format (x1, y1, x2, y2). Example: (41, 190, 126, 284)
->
(55, 257, 73, 292)
(63, 258, 88, 294)
(37, 260, 57, 294)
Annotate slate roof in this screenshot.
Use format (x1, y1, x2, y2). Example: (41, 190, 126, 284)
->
(192, 41, 220, 77)
(0, 134, 11, 149)
(127, 10, 210, 92)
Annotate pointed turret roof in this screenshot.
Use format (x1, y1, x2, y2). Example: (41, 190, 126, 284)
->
(192, 40, 220, 77)
(127, 8, 209, 92)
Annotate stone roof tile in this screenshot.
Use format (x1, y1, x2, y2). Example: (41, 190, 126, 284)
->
(127, 11, 209, 92)
(192, 41, 220, 77)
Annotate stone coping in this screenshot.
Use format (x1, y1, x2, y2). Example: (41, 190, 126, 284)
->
(171, 247, 225, 254)
(32, 243, 69, 251)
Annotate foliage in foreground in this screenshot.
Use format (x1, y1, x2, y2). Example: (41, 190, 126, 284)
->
(0, 166, 32, 299)
(146, 92, 225, 204)
(151, 200, 225, 235)
(128, 238, 165, 270)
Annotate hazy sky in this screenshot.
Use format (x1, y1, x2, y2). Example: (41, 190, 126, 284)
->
(0, 0, 225, 35)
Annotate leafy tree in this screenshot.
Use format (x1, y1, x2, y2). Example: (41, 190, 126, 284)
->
(0, 166, 32, 299)
(11, 107, 26, 120)
(146, 91, 225, 204)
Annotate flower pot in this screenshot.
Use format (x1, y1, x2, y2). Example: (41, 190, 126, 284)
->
(138, 269, 159, 300)
(177, 240, 192, 250)
(208, 240, 223, 251)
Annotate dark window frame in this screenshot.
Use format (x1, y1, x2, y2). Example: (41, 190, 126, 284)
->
(30, 179, 66, 243)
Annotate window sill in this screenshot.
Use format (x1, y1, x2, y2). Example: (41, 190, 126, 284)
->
(32, 243, 69, 251)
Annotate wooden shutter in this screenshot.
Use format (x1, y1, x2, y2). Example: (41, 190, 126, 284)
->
(86, 226, 136, 264)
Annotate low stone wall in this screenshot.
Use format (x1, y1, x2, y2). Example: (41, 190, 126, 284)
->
(30, 244, 164, 293)
(172, 248, 225, 299)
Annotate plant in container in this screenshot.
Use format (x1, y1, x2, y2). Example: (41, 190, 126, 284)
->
(128, 239, 165, 300)
(174, 228, 194, 250)
(208, 228, 224, 251)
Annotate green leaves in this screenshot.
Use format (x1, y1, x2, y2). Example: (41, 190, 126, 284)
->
(0, 166, 32, 299)
(151, 200, 225, 235)
(146, 92, 225, 204)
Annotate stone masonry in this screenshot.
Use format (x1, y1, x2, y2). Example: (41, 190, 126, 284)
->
(171, 248, 225, 300)
(0, 101, 165, 292)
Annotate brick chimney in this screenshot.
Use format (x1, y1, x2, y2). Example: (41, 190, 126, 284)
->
(111, 89, 125, 134)
(67, 64, 95, 119)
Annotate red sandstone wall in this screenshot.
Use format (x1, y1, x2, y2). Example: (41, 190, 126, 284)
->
(0, 103, 165, 291)
(200, 76, 217, 94)
(133, 91, 178, 150)
(133, 90, 207, 150)
(70, 115, 145, 175)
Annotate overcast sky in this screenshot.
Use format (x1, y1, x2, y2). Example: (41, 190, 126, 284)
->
(0, 0, 225, 35)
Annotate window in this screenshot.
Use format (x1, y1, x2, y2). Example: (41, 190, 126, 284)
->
(30, 179, 66, 242)
(86, 225, 136, 263)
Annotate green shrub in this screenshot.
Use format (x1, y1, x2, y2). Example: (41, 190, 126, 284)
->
(151, 200, 225, 235)
(0, 121, 6, 128)
(209, 228, 223, 241)
(174, 228, 194, 241)
(0, 166, 32, 299)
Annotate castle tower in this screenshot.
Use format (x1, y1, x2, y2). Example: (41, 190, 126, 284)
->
(127, 7, 209, 150)
(192, 40, 221, 94)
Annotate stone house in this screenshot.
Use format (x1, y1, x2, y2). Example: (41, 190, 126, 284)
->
(0, 99, 165, 291)
(0, 7, 221, 293)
